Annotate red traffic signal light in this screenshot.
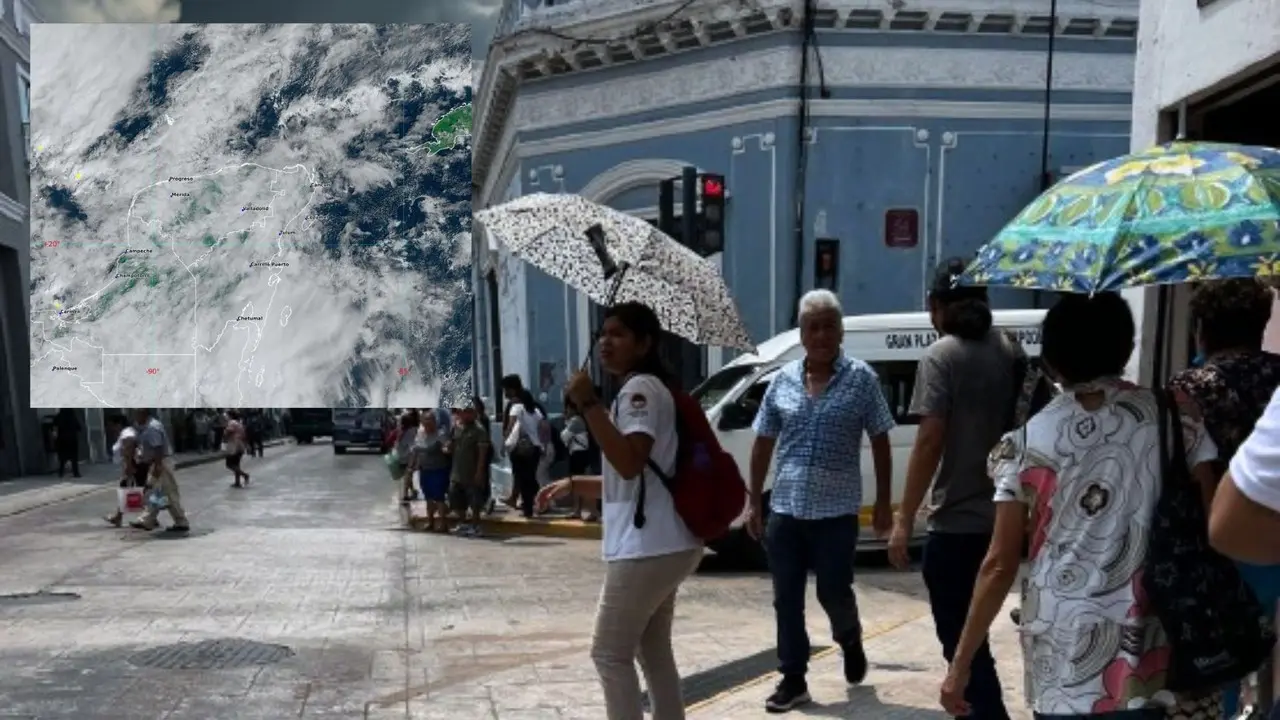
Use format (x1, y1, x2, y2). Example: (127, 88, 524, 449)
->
(700, 174, 724, 199)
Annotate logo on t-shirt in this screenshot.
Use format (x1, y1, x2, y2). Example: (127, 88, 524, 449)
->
(630, 394, 647, 409)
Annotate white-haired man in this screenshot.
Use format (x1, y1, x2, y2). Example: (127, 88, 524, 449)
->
(746, 289, 896, 713)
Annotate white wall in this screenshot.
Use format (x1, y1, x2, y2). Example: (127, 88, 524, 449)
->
(1130, 0, 1280, 147)
(1124, 0, 1280, 382)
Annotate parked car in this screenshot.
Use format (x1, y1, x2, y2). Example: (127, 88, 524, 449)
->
(333, 409, 393, 454)
(284, 409, 333, 444)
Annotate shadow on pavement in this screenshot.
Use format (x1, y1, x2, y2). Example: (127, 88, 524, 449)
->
(790, 685, 949, 718)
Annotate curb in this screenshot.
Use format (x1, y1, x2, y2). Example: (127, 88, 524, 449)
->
(476, 514, 602, 540)
(0, 439, 292, 520)
(404, 509, 603, 540)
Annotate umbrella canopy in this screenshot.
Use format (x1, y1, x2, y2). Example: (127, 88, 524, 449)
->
(475, 193, 755, 351)
(958, 141, 1280, 293)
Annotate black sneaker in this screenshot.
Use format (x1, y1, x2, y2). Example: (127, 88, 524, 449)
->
(764, 677, 810, 713)
(842, 638, 868, 685)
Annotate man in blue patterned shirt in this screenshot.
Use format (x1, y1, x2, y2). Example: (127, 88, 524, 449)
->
(747, 289, 895, 713)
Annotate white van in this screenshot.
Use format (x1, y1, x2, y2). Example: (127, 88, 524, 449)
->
(692, 309, 1046, 558)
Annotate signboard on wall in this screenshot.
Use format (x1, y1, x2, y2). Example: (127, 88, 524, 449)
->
(884, 209, 919, 248)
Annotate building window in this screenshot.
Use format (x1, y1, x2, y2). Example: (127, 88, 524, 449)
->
(17, 68, 29, 164)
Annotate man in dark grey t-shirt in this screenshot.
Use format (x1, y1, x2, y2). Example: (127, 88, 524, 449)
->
(889, 259, 1021, 720)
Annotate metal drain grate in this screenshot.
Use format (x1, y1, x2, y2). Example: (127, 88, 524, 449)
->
(644, 645, 830, 708)
(0, 591, 81, 607)
(127, 638, 294, 670)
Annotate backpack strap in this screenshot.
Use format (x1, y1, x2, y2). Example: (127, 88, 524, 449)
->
(1155, 386, 1170, 485)
(1002, 330, 1045, 430)
(628, 379, 678, 531)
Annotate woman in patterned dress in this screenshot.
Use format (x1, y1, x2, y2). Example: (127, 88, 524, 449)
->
(937, 293, 1221, 720)
(1168, 279, 1280, 719)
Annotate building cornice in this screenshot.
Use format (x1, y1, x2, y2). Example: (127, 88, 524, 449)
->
(518, 98, 1129, 159)
(0, 22, 28, 65)
(518, 44, 1133, 131)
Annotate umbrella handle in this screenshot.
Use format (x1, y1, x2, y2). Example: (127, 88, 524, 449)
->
(578, 264, 629, 374)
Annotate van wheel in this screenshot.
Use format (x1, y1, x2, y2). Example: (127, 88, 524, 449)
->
(334, 447, 346, 455)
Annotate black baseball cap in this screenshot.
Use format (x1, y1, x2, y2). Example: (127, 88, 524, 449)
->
(928, 257, 988, 303)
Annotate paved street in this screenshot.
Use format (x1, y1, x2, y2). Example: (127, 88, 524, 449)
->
(0, 441, 1030, 719)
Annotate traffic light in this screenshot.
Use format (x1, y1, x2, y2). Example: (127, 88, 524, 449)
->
(698, 173, 725, 255)
(682, 165, 697, 248)
(658, 178, 675, 236)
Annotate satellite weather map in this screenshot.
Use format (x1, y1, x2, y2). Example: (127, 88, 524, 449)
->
(27, 23, 472, 408)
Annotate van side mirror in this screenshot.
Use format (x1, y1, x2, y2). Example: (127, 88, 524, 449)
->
(719, 402, 756, 432)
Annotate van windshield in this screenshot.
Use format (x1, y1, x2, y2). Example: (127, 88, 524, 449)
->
(334, 409, 383, 426)
(691, 364, 759, 411)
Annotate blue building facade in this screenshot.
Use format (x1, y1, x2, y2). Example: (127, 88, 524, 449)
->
(472, 0, 1140, 411)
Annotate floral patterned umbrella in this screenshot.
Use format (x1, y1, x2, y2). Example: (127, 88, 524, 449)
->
(475, 193, 755, 351)
(958, 141, 1280, 293)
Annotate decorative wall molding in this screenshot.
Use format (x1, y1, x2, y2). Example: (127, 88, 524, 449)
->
(729, 134, 779, 336)
(0, 193, 25, 223)
(516, 97, 1131, 162)
(577, 158, 701, 202)
(517, 45, 1135, 130)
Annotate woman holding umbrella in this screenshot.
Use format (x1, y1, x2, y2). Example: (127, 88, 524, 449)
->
(535, 301, 702, 720)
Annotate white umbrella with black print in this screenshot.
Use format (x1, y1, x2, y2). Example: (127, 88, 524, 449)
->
(475, 193, 755, 353)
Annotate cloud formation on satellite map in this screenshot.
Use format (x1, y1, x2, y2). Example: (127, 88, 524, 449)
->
(27, 23, 473, 408)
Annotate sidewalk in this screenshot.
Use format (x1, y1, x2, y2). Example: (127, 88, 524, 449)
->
(0, 438, 290, 519)
(687, 592, 1030, 719)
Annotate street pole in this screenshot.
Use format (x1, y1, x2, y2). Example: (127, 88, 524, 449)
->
(1031, 0, 1058, 311)
(1039, 0, 1057, 193)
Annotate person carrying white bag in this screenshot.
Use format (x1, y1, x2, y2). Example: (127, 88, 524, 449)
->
(104, 413, 147, 527)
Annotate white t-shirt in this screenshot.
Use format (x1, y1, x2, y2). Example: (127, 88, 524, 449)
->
(602, 374, 700, 562)
(508, 403, 546, 449)
(1230, 386, 1280, 513)
(112, 426, 138, 466)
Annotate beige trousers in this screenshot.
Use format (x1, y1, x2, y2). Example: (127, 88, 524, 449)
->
(592, 547, 702, 720)
(140, 459, 188, 526)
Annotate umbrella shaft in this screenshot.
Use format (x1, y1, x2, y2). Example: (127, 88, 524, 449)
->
(579, 265, 630, 374)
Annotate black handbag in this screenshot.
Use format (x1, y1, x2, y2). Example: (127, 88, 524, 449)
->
(1141, 388, 1276, 691)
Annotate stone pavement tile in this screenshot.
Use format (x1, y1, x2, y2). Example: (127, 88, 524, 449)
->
(496, 710, 567, 720)
(406, 697, 498, 718)
(558, 705, 610, 719)
(489, 679, 599, 712)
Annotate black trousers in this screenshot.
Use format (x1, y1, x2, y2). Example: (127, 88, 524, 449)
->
(766, 513, 862, 678)
(922, 533, 1010, 720)
(57, 449, 80, 477)
(510, 449, 542, 519)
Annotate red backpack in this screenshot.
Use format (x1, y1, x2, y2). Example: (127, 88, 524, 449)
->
(633, 385, 748, 541)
